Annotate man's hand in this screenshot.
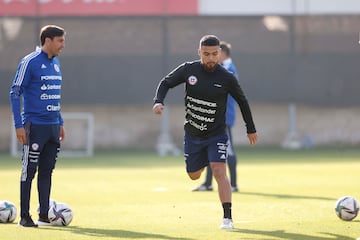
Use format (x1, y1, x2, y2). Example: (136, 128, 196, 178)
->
(16, 128, 27, 144)
(60, 126, 65, 142)
(247, 132, 258, 145)
(152, 103, 164, 115)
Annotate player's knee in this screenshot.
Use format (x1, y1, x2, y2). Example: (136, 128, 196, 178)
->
(188, 171, 201, 180)
(211, 163, 226, 178)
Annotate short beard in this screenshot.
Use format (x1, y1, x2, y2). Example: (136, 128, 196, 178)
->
(203, 62, 217, 72)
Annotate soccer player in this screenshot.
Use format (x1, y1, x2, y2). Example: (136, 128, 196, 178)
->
(193, 41, 240, 192)
(152, 35, 258, 229)
(10, 25, 66, 227)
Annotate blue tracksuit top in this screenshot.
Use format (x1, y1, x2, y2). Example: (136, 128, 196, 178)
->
(221, 58, 239, 127)
(10, 48, 63, 129)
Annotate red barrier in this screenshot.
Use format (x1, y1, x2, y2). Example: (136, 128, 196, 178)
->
(0, 0, 198, 16)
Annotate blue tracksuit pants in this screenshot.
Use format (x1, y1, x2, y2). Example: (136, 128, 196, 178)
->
(20, 122, 60, 217)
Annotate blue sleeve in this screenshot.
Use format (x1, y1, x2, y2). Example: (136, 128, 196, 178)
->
(225, 63, 240, 127)
(10, 85, 23, 128)
(59, 112, 64, 126)
(9, 59, 31, 128)
(228, 64, 239, 80)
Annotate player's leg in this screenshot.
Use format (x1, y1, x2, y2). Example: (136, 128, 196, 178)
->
(192, 166, 213, 191)
(184, 131, 208, 180)
(226, 126, 238, 191)
(187, 168, 204, 180)
(208, 132, 233, 229)
(204, 166, 213, 186)
(19, 122, 42, 227)
(210, 162, 231, 202)
(37, 125, 60, 225)
(20, 145, 37, 218)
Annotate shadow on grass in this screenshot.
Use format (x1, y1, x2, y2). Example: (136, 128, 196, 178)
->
(45, 226, 194, 240)
(238, 191, 336, 201)
(233, 228, 355, 240)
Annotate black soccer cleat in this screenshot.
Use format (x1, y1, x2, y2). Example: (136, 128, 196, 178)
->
(18, 215, 38, 227)
(37, 214, 52, 226)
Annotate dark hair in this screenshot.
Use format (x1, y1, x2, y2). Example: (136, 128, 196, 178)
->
(199, 35, 220, 47)
(220, 41, 231, 57)
(40, 25, 65, 46)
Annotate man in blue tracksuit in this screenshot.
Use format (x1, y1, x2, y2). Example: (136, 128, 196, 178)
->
(193, 41, 240, 192)
(10, 25, 66, 227)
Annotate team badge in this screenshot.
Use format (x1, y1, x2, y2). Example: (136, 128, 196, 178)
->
(54, 64, 60, 72)
(31, 143, 39, 151)
(188, 75, 198, 85)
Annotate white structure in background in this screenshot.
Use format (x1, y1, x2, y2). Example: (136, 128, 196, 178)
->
(11, 112, 94, 157)
(157, 107, 180, 156)
(199, 0, 360, 15)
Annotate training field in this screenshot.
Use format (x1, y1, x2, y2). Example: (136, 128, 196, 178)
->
(0, 147, 359, 240)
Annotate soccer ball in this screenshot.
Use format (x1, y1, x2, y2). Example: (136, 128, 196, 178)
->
(48, 202, 73, 226)
(0, 200, 17, 223)
(37, 198, 57, 214)
(335, 196, 359, 221)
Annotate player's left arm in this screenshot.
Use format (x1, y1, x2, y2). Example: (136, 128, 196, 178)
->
(59, 113, 65, 142)
(247, 132, 258, 145)
(60, 125, 65, 142)
(228, 75, 258, 144)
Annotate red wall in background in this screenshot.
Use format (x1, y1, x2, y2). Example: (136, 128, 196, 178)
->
(0, 0, 199, 16)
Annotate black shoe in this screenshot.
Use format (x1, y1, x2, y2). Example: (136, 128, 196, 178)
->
(37, 214, 51, 226)
(192, 184, 213, 192)
(18, 215, 38, 227)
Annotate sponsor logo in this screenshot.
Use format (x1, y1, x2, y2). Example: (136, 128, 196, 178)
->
(186, 96, 216, 107)
(47, 104, 61, 111)
(186, 103, 216, 115)
(41, 64, 47, 69)
(41, 75, 62, 81)
(188, 75, 197, 85)
(41, 84, 61, 90)
(40, 93, 61, 100)
(187, 119, 207, 131)
(186, 109, 214, 123)
(214, 83, 222, 88)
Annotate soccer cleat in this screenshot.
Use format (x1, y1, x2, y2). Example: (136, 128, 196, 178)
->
(191, 184, 213, 192)
(18, 215, 38, 227)
(37, 214, 52, 226)
(220, 218, 234, 229)
(231, 186, 239, 192)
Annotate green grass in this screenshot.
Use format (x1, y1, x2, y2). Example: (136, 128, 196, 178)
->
(0, 147, 359, 240)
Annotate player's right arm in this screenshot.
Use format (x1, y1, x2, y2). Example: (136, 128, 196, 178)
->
(10, 84, 27, 144)
(9, 58, 31, 143)
(9, 85, 23, 129)
(15, 128, 27, 144)
(153, 63, 187, 114)
(152, 103, 164, 115)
